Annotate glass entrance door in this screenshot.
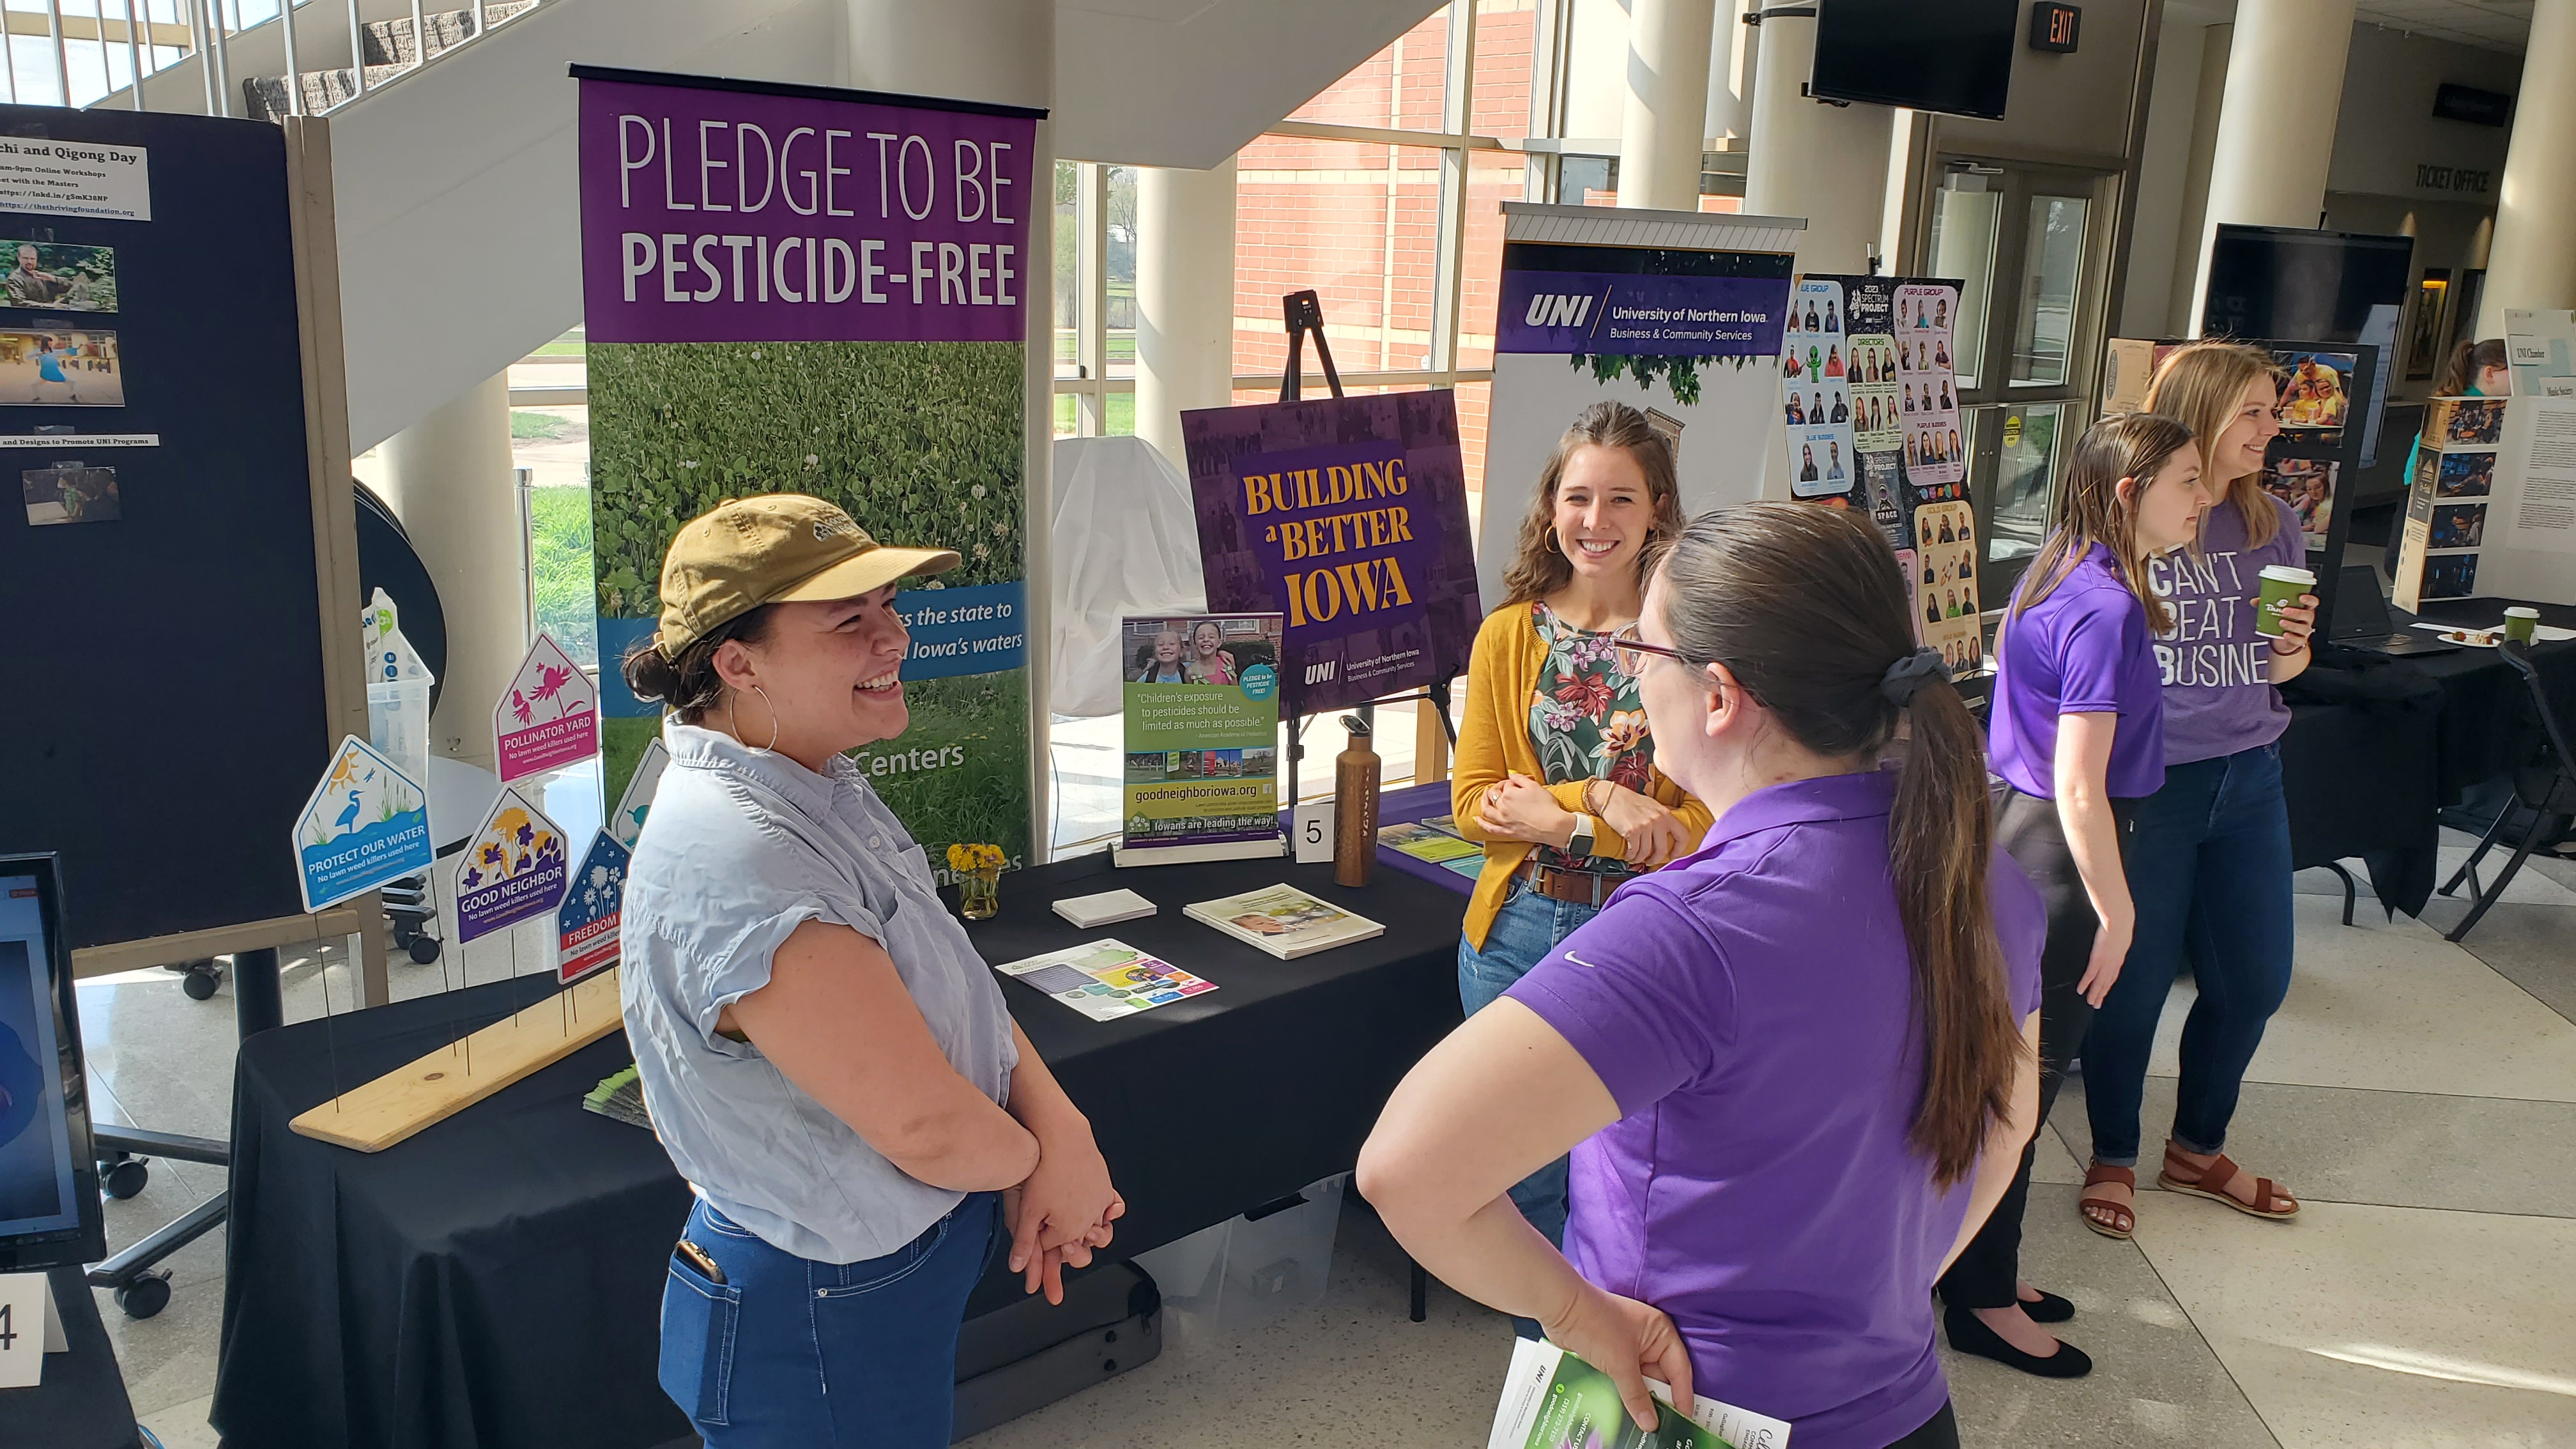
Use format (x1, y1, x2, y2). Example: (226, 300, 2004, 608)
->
(1925, 158, 2120, 611)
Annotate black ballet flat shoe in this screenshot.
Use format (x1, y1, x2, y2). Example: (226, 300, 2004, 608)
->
(2017, 1289, 2074, 1324)
(1944, 1303, 2094, 1378)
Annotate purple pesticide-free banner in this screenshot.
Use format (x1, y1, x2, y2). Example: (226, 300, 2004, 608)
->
(1183, 391, 1481, 716)
(577, 72, 1039, 344)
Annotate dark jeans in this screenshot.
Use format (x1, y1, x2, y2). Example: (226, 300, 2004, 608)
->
(2085, 742, 2296, 1168)
(1887, 1402, 1961, 1448)
(1937, 785, 2130, 1312)
(659, 1193, 1001, 1447)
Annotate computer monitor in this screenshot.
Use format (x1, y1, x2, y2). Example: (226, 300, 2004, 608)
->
(0, 854, 105, 1273)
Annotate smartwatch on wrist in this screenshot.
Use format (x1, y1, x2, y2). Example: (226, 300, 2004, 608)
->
(1566, 813, 1598, 859)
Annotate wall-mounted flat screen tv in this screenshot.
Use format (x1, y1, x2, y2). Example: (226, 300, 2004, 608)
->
(1809, 0, 2019, 121)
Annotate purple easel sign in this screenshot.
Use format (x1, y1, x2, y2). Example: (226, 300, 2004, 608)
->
(577, 71, 1041, 344)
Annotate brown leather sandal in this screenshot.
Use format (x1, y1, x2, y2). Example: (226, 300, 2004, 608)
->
(2158, 1145, 2298, 1220)
(2078, 1163, 2136, 1239)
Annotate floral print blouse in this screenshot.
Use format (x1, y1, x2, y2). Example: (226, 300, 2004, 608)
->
(1526, 601, 1656, 872)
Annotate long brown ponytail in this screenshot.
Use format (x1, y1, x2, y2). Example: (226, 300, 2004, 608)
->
(1655, 503, 2022, 1187)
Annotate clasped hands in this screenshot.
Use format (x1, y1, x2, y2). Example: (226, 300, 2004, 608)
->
(1003, 1121, 1125, 1305)
(1477, 772, 1689, 868)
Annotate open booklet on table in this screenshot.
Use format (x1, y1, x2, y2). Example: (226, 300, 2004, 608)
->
(1184, 884, 1386, 959)
(1489, 1337, 1790, 1449)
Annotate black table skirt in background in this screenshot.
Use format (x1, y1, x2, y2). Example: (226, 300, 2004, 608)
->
(212, 853, 1468, 1449)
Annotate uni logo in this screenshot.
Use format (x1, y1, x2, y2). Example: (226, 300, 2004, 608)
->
(1523, 293, 1594, 328)
(1304, 660, 1338, 686)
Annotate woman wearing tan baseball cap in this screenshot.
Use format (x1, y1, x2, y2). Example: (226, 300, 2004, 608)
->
(616, 495, 1123, 1447)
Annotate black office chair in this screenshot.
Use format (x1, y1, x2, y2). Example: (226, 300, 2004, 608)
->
(2437, 640, 2576, 942)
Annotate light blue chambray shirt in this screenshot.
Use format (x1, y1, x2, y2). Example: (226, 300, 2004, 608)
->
(619, 720, 1018, 1264)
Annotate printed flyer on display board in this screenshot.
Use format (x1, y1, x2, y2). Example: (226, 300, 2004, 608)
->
(1478, 204, 1797, 608)
(576, 67, 1039, 880)
(2395, 395, 2576, 610)
(2504, 309, 2576, 398)
(1120, 613, 1285, 862)
(1181, 394, 1480, 717)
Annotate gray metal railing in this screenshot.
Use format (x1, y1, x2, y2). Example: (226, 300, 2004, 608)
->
(0, 0, 541, 117)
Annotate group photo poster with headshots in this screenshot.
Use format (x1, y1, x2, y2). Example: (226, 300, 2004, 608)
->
(1786, 273, 1968, 563)
(576, 68, 1041, 877)
(1182, 391, 1482, 719)
(1478, 204, 1797, 608)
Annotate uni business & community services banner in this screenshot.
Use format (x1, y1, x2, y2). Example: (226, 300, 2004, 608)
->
(576, 68, 1041, 877)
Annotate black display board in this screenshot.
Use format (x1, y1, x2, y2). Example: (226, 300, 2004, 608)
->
(0, 107, 329, 951)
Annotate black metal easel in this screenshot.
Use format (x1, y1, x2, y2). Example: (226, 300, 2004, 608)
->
(1273, 291, 1460, 818)
(1275, 289, 1450, 1325)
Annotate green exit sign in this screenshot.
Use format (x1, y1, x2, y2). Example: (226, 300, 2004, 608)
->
(2030, 1, 2081, 52)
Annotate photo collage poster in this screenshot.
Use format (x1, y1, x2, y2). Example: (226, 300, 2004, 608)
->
(2393, 395, 2506, 608)
(1892, 282, 1965, 489)
(1784, 275, 1973, 651)
(1908, 501, 1985, 672)
(1781, 277, 1857, 499)
(2262, 343, 2365, 565)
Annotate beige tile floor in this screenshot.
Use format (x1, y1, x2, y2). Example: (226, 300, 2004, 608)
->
(63, 832, 2576, 1449)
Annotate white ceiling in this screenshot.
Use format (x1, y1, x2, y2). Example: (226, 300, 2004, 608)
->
(2349, 0, 2533, 54)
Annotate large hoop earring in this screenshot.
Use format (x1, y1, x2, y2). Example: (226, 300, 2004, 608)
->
(1545, 525, 1561, 554)
(725, 685, 782, 754)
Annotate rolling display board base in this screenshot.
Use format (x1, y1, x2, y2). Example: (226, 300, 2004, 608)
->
(289, 967, 623, 1152)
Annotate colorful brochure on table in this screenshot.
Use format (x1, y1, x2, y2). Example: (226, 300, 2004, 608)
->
(1487, 1337, 1790, 1449)
(1379, 820, 1482, 863)
(1184, 884, 1385, 959)
(992, 939, 1216, 1020)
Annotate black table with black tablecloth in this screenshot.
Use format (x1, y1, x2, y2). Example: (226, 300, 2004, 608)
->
(2278, 601, 2576, 916)
(0, 1267, 144, 1448)
(211, 852, 1468, 1449)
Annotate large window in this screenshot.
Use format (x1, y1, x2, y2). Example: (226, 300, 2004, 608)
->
(1050, 2, 1545, 484)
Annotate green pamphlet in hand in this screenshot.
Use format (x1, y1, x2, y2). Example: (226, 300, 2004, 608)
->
(1487, 1338, 1790, 1449)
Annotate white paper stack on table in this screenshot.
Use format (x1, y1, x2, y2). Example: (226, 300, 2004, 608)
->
(1052, 887, 1159, 928)
(1184, 884, 1385, 959)
(1487, 1337, 1791, 1449)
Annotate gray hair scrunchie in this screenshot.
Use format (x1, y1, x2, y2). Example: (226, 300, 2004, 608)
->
(1880, 647, 1951, 707)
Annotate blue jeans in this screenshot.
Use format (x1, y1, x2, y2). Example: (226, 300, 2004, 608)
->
(1458, 882, 1600, 1248)
(2083, 743, 2296, 1169)
(659, 1192, 1000, 1446)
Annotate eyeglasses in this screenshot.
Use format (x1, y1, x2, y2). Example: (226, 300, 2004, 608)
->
(1610, 622, 1694, 674)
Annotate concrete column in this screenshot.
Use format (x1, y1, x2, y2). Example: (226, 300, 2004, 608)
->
(2477, 0, 2576, 337)
(1620, 0, 1718, 210)
(1703, 0, 1752, 146)
(845, 0, 1058, 855)
(2189, 0, 2354, 332)
(2165, 22, 2232, 337)
(1135, 159, 1238, 468)
(1744, 11, 1892, 273)
(374, 372, 521, 771)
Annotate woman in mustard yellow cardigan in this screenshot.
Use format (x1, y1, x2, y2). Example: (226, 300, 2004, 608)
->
(1452, 401, 1712, 1251)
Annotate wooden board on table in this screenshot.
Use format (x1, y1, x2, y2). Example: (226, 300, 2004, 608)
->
(289, 967, 624, 1152)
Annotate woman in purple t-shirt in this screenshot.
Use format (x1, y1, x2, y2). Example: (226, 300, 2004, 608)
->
(1943, 413, 2204, 1379)
(1360, 505, 2045, 1449)
(2069, 343, 2318, 1241)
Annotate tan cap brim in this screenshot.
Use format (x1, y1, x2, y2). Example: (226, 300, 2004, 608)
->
(772, 544, 963, 604)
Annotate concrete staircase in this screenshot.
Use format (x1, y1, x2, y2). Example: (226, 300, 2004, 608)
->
(241, 1, 537, 120)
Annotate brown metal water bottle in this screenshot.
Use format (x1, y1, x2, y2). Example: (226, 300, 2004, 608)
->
(1333, 714, 1380, 888)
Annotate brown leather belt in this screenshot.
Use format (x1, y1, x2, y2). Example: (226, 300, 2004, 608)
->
(1514, 860, 1632, 907)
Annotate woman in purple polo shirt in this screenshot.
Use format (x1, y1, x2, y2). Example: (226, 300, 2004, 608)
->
(1361, 504, 2046, 1449)
(2066, 344, 2317, 1240)
(1937, 413, 2207, 1379)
